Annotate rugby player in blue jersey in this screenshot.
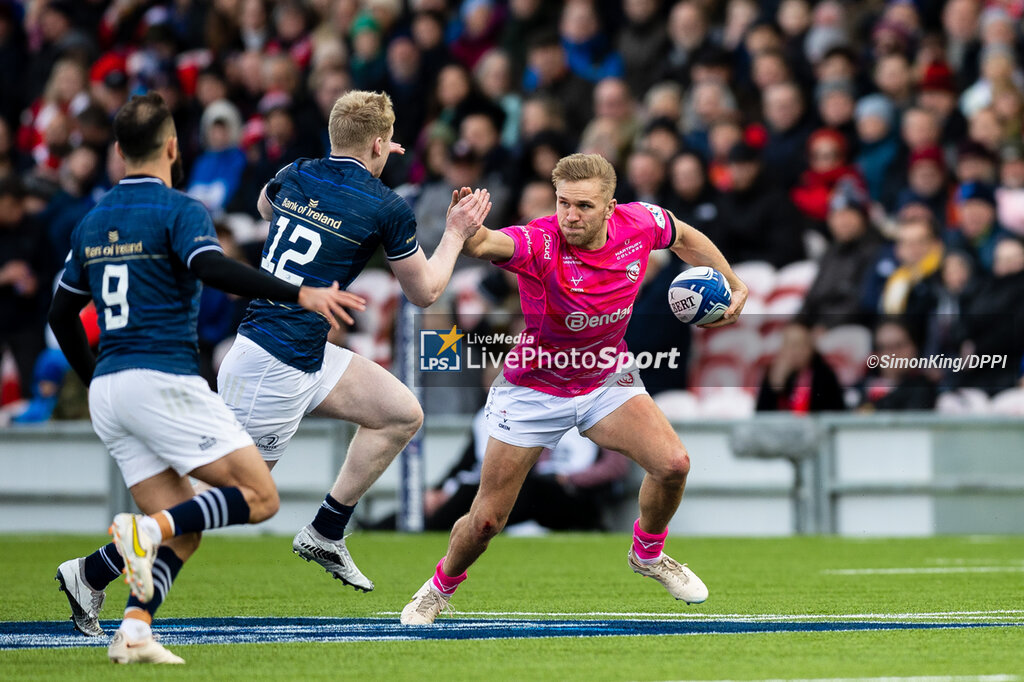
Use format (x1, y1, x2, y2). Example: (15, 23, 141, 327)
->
(54, 90, 491, 656)
(48, 93, 367, 664)
(220, 90, 489, 590)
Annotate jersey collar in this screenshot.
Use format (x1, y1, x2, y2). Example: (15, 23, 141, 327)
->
(327, 155, 368, 171)
(119, 175, 164, 185)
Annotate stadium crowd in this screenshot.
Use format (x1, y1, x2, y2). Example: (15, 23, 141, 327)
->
(3, 0, 1024, 425)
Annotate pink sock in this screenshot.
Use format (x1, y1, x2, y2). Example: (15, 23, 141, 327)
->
(431, 557, 467, 596)
(632, 519, 668, 560)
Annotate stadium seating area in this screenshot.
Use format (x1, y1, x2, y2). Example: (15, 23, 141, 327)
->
(3, 0, 1024, 424)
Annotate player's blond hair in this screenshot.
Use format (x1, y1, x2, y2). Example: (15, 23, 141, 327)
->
(551, 153, 617, 201)
(328, 90, 395, 153)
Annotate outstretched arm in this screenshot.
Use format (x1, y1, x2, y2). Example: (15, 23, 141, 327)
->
(389, 189, 492, 307)
(666, 210, 748, 328)
(190, 251, 365, 330)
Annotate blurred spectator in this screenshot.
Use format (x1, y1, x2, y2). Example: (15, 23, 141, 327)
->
(522, 32, 593, 133)
(997, 143, 1024, 236)
(756, 321, 846, 413)
(815, 79, 858, 154)
(858, 318, 938, 411)
(799, 181, 883, 329)
(450, 0, 502, 70)
(557, 0, 623, 84)
(656, 1, 713, 88)
(955, 236, 1024, 393)
(616, 0, 669, 96)
(24, 1, 94, 103)
(187, 99, 246, 215)
(0, 177, 49, 398)
(870, 215, 944, 344)
(761, 81, 814, 189)
(790, 128, 866, 230)
(474, 49, 522, 148)
(619, 149, 668, 205)
(873, 52, 915, 110)
(499, 0, 558, 83)
(664, 151, 723, 246)
(946, 182, 1009, 273)
(457, 101, 509, 182)
(411, 9, 450, 87)
(917, 61, 968, 147)
(922, 249, 979, 360)
(854, 93, 900, 205)
(516, 180, 556, 223)
(895, 147, 950, 225)
(960, 44, 1022, 119)
(385, 37, 427, 148)
(18, 58, 89, 173)
(515, 129, 572, 192)
(593, 77, 640, 155)
(349, 12, 387, 91)
(639, 117, 682, 164)
(942, 0, 981, 90)
(955, 139, 998, 185)
(718, 142, 806, 267)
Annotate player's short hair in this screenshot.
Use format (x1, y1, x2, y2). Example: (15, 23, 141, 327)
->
(113, 93, 175, 162)
(328, 90, 395, 152)
(551, 153, 617, 201)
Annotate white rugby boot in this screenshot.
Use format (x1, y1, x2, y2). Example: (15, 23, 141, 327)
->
(628, 549, 709, 604)
(56, 558, 106, 637)
(108, 630, 184, 664)
(400, 579, 453, 625)
(109, 513, 156, 603)
(292, 525, 374, 592)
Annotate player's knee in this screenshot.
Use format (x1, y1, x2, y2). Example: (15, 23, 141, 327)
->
(471, 510, 505, 543)
(396, 401, 424, 440)
(656, 448, 690, 484)
(246, 486, 280, 523)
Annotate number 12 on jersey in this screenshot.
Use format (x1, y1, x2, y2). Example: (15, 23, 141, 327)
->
(260, 216, 321, 286)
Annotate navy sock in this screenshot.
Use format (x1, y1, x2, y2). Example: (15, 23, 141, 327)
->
(311, 494, 355, 541)
(82, 543, 124, 590)
(125, 546, 183, 618)
(166, 487, 250, 535)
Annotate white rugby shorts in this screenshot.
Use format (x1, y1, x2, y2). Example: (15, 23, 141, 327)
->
(217, 335, 353, 461)
(484, 371, 648, 449)
(89, 369, 255, 487)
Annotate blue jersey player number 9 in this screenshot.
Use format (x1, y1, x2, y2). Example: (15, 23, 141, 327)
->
(260, 216, 322, 286)
(101, 263, 131, 330)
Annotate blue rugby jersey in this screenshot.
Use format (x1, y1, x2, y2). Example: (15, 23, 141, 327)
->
(59, 176, 224, 377)
(238, 156, 419, 371)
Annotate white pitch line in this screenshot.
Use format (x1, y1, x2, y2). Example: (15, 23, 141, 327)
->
(824, 567, 1024, 575)
(656, 676, 1020, 682)
(373, 609, 1024, 621)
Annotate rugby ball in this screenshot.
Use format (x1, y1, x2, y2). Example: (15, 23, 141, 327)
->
(668, 266, 732, 325)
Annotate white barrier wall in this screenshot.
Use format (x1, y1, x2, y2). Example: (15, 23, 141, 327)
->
(1, 415, 1022, 536)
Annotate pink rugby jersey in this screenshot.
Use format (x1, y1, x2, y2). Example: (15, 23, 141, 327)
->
(495, 202, 676, 397)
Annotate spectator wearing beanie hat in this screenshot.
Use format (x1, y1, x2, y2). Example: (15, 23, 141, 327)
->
(791, 128, 866, 228)
(917, 61, 968, 146)
(947, 182, 1010, 272)
(798, 178, 884, 329)
(895, 147, 951, 226)
(854, 93, 900, 205)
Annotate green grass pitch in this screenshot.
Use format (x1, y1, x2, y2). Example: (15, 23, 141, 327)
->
(1, 532, 1022, 681)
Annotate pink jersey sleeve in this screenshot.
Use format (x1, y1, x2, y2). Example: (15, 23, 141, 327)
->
(495, 219, 557, 277)
(624, 202, 676, 250)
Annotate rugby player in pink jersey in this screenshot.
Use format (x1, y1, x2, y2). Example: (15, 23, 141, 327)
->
(400, 153, 748, 624)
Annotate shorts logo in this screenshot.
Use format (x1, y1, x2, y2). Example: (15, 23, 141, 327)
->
(419, 325, 463, 372)
(616, 374, 635, 387)
(256, 434, 281, 451)
(199, 435, 218, 451)
(626, 259, 641, 283)
(497, 408, 510, 430)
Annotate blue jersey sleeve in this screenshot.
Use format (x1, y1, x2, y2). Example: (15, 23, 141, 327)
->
(264, 163, 294, 203)
(58, 248, 89, 295)
(380, 194, 419, 261)
(171, 199, 223, 267)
